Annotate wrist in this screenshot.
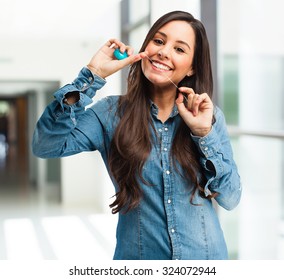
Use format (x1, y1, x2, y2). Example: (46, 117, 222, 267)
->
(86, 64, 106, 79)
(191, 126, 212, 137)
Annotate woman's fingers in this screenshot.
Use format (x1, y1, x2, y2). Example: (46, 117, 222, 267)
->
(108, 38, 134, 57)
(113, 51, 147, 70)
(108, 38, 147, 65)
(176, 88, 213, 136)
(88, 39, 146, 78)
(178, 87, 199, 116)
(178, 87, 212, 116)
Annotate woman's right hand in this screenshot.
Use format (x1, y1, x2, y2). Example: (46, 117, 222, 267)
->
(87, 39, 147, 79)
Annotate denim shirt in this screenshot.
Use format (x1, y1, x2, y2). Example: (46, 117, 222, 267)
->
(32, 67, 241, 260)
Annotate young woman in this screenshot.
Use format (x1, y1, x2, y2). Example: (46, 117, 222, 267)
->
(32, 11, 241, 260)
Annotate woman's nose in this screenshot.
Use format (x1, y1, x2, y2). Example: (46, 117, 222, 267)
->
(158, 46, 170, 59)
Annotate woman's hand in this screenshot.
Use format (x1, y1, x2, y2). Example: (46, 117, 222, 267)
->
(87, 39, 147, 79)
(176, 87, 213, 137)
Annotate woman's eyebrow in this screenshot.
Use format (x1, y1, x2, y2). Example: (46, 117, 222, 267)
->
(176, 40, 191, 50)
(156, 31, 191, 50)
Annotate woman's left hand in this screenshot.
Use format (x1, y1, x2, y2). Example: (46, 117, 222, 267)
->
(176, 87, 213, 137)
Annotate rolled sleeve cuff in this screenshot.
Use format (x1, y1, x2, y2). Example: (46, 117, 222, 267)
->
(54, 67, 106, 108)
(191, 126, 220, 158)
(191, 127, 223, 196)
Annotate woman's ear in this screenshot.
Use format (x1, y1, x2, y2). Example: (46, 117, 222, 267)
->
(187, 68, 194, 76)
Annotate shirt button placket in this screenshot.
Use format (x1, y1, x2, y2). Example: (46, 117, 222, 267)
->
(161, 125, 179, 260)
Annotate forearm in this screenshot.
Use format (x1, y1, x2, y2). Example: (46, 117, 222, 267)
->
(32, 67, 106, 158)
(32, 100, 77, 158)
(191, 107, 242, 210)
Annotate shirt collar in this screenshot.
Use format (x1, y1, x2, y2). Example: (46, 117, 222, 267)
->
(149, 99, 179, 120)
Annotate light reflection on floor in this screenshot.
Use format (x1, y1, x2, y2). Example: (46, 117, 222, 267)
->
(0, 136, 117, 260)
(0, 196, 117, 260)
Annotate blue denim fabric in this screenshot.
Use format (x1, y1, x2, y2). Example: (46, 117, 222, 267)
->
(32, 67, 241, 260)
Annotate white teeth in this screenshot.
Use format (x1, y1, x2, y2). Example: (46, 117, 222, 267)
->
(152, 61, 171, 71)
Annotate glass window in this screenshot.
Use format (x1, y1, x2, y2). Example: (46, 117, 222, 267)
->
(129, 23, 150, 52)
(129, 0, 150, 24)
(222, 55, 239, 125)
(218, 0, 284, 259)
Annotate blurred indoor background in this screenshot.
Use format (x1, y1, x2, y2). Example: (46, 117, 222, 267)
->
(0, 0, 283, 260)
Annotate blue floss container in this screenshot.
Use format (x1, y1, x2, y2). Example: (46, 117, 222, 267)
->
(114, 48, 128, 60)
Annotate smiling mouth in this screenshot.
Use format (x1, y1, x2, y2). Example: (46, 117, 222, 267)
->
(150, 60, 172, 71)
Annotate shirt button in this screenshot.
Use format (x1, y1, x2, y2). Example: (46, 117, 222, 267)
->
(166, 170, 170, 175)
(204, 147, 208, 151)
(200, 141, 205, 145)
(171, 229, 175, 233)
(158, 128, 162, 132)
(164, 127, 168, 131)
(164, 148, 167, 151)
(88, 77, 93, 81)
(167, 199, 171, 204)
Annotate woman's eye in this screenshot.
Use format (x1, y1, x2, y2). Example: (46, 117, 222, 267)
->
(153, 38, 164, 45)
(175, 47, 185, 53)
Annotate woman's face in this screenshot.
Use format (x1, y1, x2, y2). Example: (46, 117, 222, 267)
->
(141, 20, 195, 89)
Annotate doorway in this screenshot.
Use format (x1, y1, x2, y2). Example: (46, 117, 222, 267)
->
(0, 81, 61, 201)
(0, 96, 29, 194)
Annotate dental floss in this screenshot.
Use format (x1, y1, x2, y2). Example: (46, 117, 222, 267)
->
(143, 54, 188, 103)
(144, 54, 179, 89)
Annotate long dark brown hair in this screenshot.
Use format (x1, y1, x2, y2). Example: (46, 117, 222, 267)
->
(108, 11, 216, 214)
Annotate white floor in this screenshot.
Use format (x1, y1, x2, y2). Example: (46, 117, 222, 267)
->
(0, 184, 117, 260)
(0, 143, 118, 260)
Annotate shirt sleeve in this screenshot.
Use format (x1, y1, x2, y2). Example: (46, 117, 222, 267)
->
(32, 67, 107, 158)
(191, 106, 242, 210)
